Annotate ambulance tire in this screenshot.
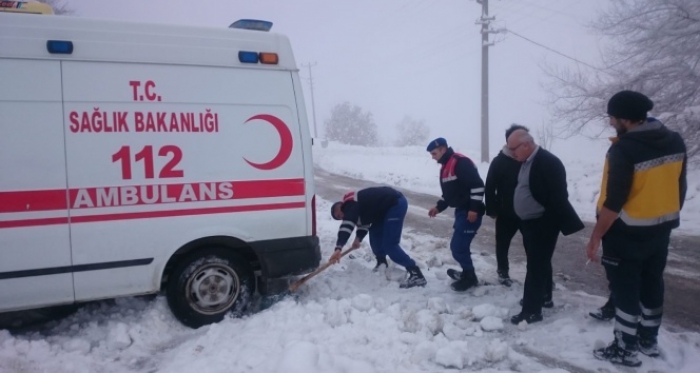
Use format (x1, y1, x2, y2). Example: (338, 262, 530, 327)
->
(167, 248, 254, 328)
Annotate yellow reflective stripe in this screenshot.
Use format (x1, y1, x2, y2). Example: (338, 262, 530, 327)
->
(619, 210, 680, 226)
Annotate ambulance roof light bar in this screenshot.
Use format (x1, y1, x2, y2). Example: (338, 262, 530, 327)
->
(0, 1, 54, 15)
(229, 19, 273, 32)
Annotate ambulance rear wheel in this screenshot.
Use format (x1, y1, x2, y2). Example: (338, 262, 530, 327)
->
(167, 248, 253, 328)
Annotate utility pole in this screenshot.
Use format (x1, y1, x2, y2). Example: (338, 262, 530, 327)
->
(476, 0, 495, 163)
(302, 62, 319, 138)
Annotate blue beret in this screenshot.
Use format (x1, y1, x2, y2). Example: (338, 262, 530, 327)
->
(426, 137, 447, 152)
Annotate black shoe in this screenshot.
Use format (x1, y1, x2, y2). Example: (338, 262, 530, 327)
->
(450, 270, 478, 292)
(497, 270, 512, 287)
(373, 257, 388, 272)
(593, 341, 642, 367)
(510, 312, 543, 325)
(519, 298, 554, 309)
(446, 268, 461, 280)
(400, 266, 427, 289)
(589, 305, 615, 321)
(638, 337, 660, 358)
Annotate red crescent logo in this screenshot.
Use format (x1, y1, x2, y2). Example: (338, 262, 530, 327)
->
(243, 114, 293, 170)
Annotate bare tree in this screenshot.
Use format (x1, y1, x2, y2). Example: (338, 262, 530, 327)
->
(536, 121, 556, 150)
(394, 116, 430, 147)
(324, 102, 378, 146)
(36, 0, 74, 15)
(546, 0, 700, 163)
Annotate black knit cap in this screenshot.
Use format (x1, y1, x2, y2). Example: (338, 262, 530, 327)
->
(607, 90, 654, 121)
(330, 201, 342, 220)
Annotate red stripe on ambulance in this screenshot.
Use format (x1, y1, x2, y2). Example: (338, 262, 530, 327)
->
(0, 202, 305, 229)
(0, 178, 304, 213)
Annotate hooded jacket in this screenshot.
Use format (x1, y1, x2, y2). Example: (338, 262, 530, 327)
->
(484, 146, 522, 218)
(597, 118, 687, 235)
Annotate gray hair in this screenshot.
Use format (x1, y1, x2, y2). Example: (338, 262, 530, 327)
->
(509, 129, 535, 144)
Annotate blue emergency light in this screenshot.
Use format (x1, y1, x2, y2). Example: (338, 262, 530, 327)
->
(238, 51, 259, 64)
(46, 40, 73, 54)
(229, 19, 273, 32)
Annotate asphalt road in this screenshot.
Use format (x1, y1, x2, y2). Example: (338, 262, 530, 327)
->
(315, 167, 700, 332)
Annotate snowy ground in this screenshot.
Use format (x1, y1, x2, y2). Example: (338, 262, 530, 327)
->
(1, 142, 699, 373)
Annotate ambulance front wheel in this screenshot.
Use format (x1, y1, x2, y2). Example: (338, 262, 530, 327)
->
(166, 248, 254, 328)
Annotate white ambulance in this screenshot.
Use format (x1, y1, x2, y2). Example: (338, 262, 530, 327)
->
(0, 3, 320, 328)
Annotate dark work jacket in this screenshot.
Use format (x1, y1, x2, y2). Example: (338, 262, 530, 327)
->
(484, 148, 522, 218)
(435, 148, 485, 214)
(598, 119, 687, 236)
(335, 186, 402, 247)
(527, 148, 584, 236)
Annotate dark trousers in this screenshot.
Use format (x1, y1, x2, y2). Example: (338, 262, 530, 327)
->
(450, 209, 482, 272)
(495, 215, 520, 274)
(520, 217, 559, 315)
(369, 195, 416, 269)
(602, 230, 670, 350)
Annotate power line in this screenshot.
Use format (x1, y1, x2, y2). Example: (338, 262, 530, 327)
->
(504, 28, 606, 73)
(517, 0, 580, 20)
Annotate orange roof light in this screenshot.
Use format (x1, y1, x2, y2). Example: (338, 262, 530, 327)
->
(259, 52, 279, 65)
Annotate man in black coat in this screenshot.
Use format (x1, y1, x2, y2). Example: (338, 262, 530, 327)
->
(507, 129, 584, 324)
(484, 124, 529, 286)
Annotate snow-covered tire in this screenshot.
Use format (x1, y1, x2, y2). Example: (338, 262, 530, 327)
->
(166, 248, 253, 328)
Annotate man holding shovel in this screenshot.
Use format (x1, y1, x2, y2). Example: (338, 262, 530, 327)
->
(329, 186, 427, 289)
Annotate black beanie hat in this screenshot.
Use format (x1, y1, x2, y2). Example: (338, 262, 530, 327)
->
(330, 201, 343, 220)
(607, 90, 654, 121)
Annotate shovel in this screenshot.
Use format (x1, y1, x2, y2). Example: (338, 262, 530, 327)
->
(259, 246, 358, 309)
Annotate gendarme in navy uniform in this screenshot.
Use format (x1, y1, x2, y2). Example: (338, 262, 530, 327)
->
(329, 186, 426, 289)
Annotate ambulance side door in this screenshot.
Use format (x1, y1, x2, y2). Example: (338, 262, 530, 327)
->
(0, 59, 75, 311)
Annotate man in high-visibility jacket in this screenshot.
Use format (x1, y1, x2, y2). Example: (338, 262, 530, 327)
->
(586, 90, 688, 368)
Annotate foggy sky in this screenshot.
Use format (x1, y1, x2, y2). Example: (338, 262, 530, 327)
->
(64, 0, 608, 157)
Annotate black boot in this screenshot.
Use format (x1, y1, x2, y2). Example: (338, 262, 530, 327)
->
(638, 335, 660, 358)
(497, 270, 512, 287)
(400, 266, 427, 289)
(510, 311, 543, 325)
(373, 256, 388, 272)
(589, 297, 615, 321)
(593, 340, 642, 367)
(447, 268, 461, 280)
(450, 269, 478, 292)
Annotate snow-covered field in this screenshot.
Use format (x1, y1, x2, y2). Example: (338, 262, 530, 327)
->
(1, 142, 699, 373)
(313, 141, 700, 232)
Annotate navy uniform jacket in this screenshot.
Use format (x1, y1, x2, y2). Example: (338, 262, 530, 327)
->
(335, 186, 402, 248)
(436, 148, 485, 215)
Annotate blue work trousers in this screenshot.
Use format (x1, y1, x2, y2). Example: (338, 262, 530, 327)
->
(450, 209, 482, 272)
(369, 195, 416, 269)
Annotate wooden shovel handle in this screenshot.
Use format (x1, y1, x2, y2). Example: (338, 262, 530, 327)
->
(288, 247, 357, 292)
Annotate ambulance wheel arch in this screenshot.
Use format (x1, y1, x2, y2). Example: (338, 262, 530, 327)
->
(165, 241, 255, 328)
